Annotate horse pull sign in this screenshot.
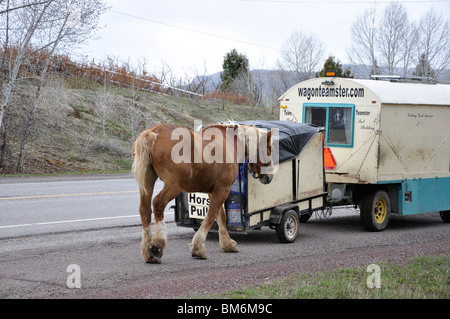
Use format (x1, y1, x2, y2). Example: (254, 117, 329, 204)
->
(188, 193, 210, 219)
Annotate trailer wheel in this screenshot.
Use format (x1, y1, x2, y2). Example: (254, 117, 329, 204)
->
(360, 190, 390, 231)
(439, 210, 450, 223)
(276, 210, 299, 243)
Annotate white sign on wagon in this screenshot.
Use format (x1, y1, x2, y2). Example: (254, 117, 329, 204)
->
(188, 193, 209, 219)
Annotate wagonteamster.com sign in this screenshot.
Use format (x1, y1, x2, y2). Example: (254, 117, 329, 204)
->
(298, 85, 365, 100)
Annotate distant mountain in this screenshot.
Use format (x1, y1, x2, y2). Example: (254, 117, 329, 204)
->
(189, 65, 450, 107)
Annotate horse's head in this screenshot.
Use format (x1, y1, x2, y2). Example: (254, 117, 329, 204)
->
(245, 126, 277, 185)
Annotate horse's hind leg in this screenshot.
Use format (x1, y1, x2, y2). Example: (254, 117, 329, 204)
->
(151, 183, 181, 263)
(139, 166, 158, 263)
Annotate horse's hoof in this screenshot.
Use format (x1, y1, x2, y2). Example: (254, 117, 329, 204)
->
(221, 240, 239, 253)
(148, 256, 161, 264)
(225, 246, 239, 253)
(143, 251, 161, 264)
(192, 253, 207, 260)
(150, 245, 163, 259)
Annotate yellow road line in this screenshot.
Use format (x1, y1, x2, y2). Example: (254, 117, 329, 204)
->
(0, 190, 140, 201)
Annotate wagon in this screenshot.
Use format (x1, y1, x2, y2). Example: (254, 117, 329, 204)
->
(174, 120, 327, 243)
(279, 75, 450, 231)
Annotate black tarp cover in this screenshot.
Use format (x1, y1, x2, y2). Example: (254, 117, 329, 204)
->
(237, 120, 322, 163)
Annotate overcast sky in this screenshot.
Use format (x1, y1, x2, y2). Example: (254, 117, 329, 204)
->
(78, 0, 450, 77)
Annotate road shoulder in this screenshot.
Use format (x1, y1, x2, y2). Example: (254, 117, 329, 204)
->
(0, 173, 133, 184)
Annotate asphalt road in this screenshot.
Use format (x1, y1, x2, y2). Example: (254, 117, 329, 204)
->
(0, 174, 448, 299)
(0, 174, 173, 238)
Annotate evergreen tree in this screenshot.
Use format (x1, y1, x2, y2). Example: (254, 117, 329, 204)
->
(413, 53, 434, 78)
(220, 49, 249, 91)
(316, 55, 353, 78)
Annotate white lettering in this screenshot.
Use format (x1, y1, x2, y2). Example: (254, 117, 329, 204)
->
(66, 264, 81, 289)
(367, 264, 381, 289)
(222, 303, 272, 314)
(177, 303, 211, 316)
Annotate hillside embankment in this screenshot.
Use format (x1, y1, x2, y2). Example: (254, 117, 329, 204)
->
(0, 81, 276, 175)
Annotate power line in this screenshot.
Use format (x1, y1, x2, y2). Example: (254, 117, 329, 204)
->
(240, 0, 450, 3)
(108, 9, 283, 53)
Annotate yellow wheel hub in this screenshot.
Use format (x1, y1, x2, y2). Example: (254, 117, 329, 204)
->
(374, 198, 387, 224)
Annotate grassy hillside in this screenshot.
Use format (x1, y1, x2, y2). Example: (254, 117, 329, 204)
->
(1, 81, 277, 175)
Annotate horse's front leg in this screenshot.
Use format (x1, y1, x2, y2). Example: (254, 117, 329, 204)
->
(190, 190, 229, 259)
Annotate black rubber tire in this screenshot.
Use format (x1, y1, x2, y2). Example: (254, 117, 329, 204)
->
(275, 210, 299, 243)
(360, 190, 391, 232)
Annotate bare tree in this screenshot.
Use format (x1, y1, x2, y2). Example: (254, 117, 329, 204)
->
(124, 102, 142, 145)
(157, 60, 176, 95)
(349, 4, 449, 79)
(348, 6, 379, 77)
(10, 0, 107, 172)
(248, 69, 265, 107)
(0, 0, 11, 85)
(0, 0, 54, 132)
(16, 2, 71, 172)
(0, 0, 50, 14)
(190, 61, 211, 96)
(400, 21, 419, 77)
(274, 60, 294, 92)
(1, 0, 56, 169)
(377, 3, 412, 75)
(228, 70, 260, 105)
(122, 76, 144, 144)
(94, 90, 115, 144)
(40, 78, 70, 128)
(417, 8, 450, 79)
(279, 31, 324, 82)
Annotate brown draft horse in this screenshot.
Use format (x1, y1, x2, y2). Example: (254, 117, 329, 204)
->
(132, 122, 276, 263)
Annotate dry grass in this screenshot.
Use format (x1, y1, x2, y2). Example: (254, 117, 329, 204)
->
(1, 80, 277, 175)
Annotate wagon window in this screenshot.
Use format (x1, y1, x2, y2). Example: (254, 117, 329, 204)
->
(327, 107, 353, 145)
(304, 104, 354, 147)
(304, 107, 326, 128)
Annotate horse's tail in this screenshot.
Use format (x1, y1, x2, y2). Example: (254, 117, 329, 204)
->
(132, 130, 158, 194)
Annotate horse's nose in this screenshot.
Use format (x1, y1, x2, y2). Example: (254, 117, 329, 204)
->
(261, 175, 273, 185)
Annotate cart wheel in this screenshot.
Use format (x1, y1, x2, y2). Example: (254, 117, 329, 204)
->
(439, 210, 450, 223)
(360, 190, 390, 231)
(276, 210, 299, 243)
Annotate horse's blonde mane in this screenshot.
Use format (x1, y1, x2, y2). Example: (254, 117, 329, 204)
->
(204, 122, 266, 151)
